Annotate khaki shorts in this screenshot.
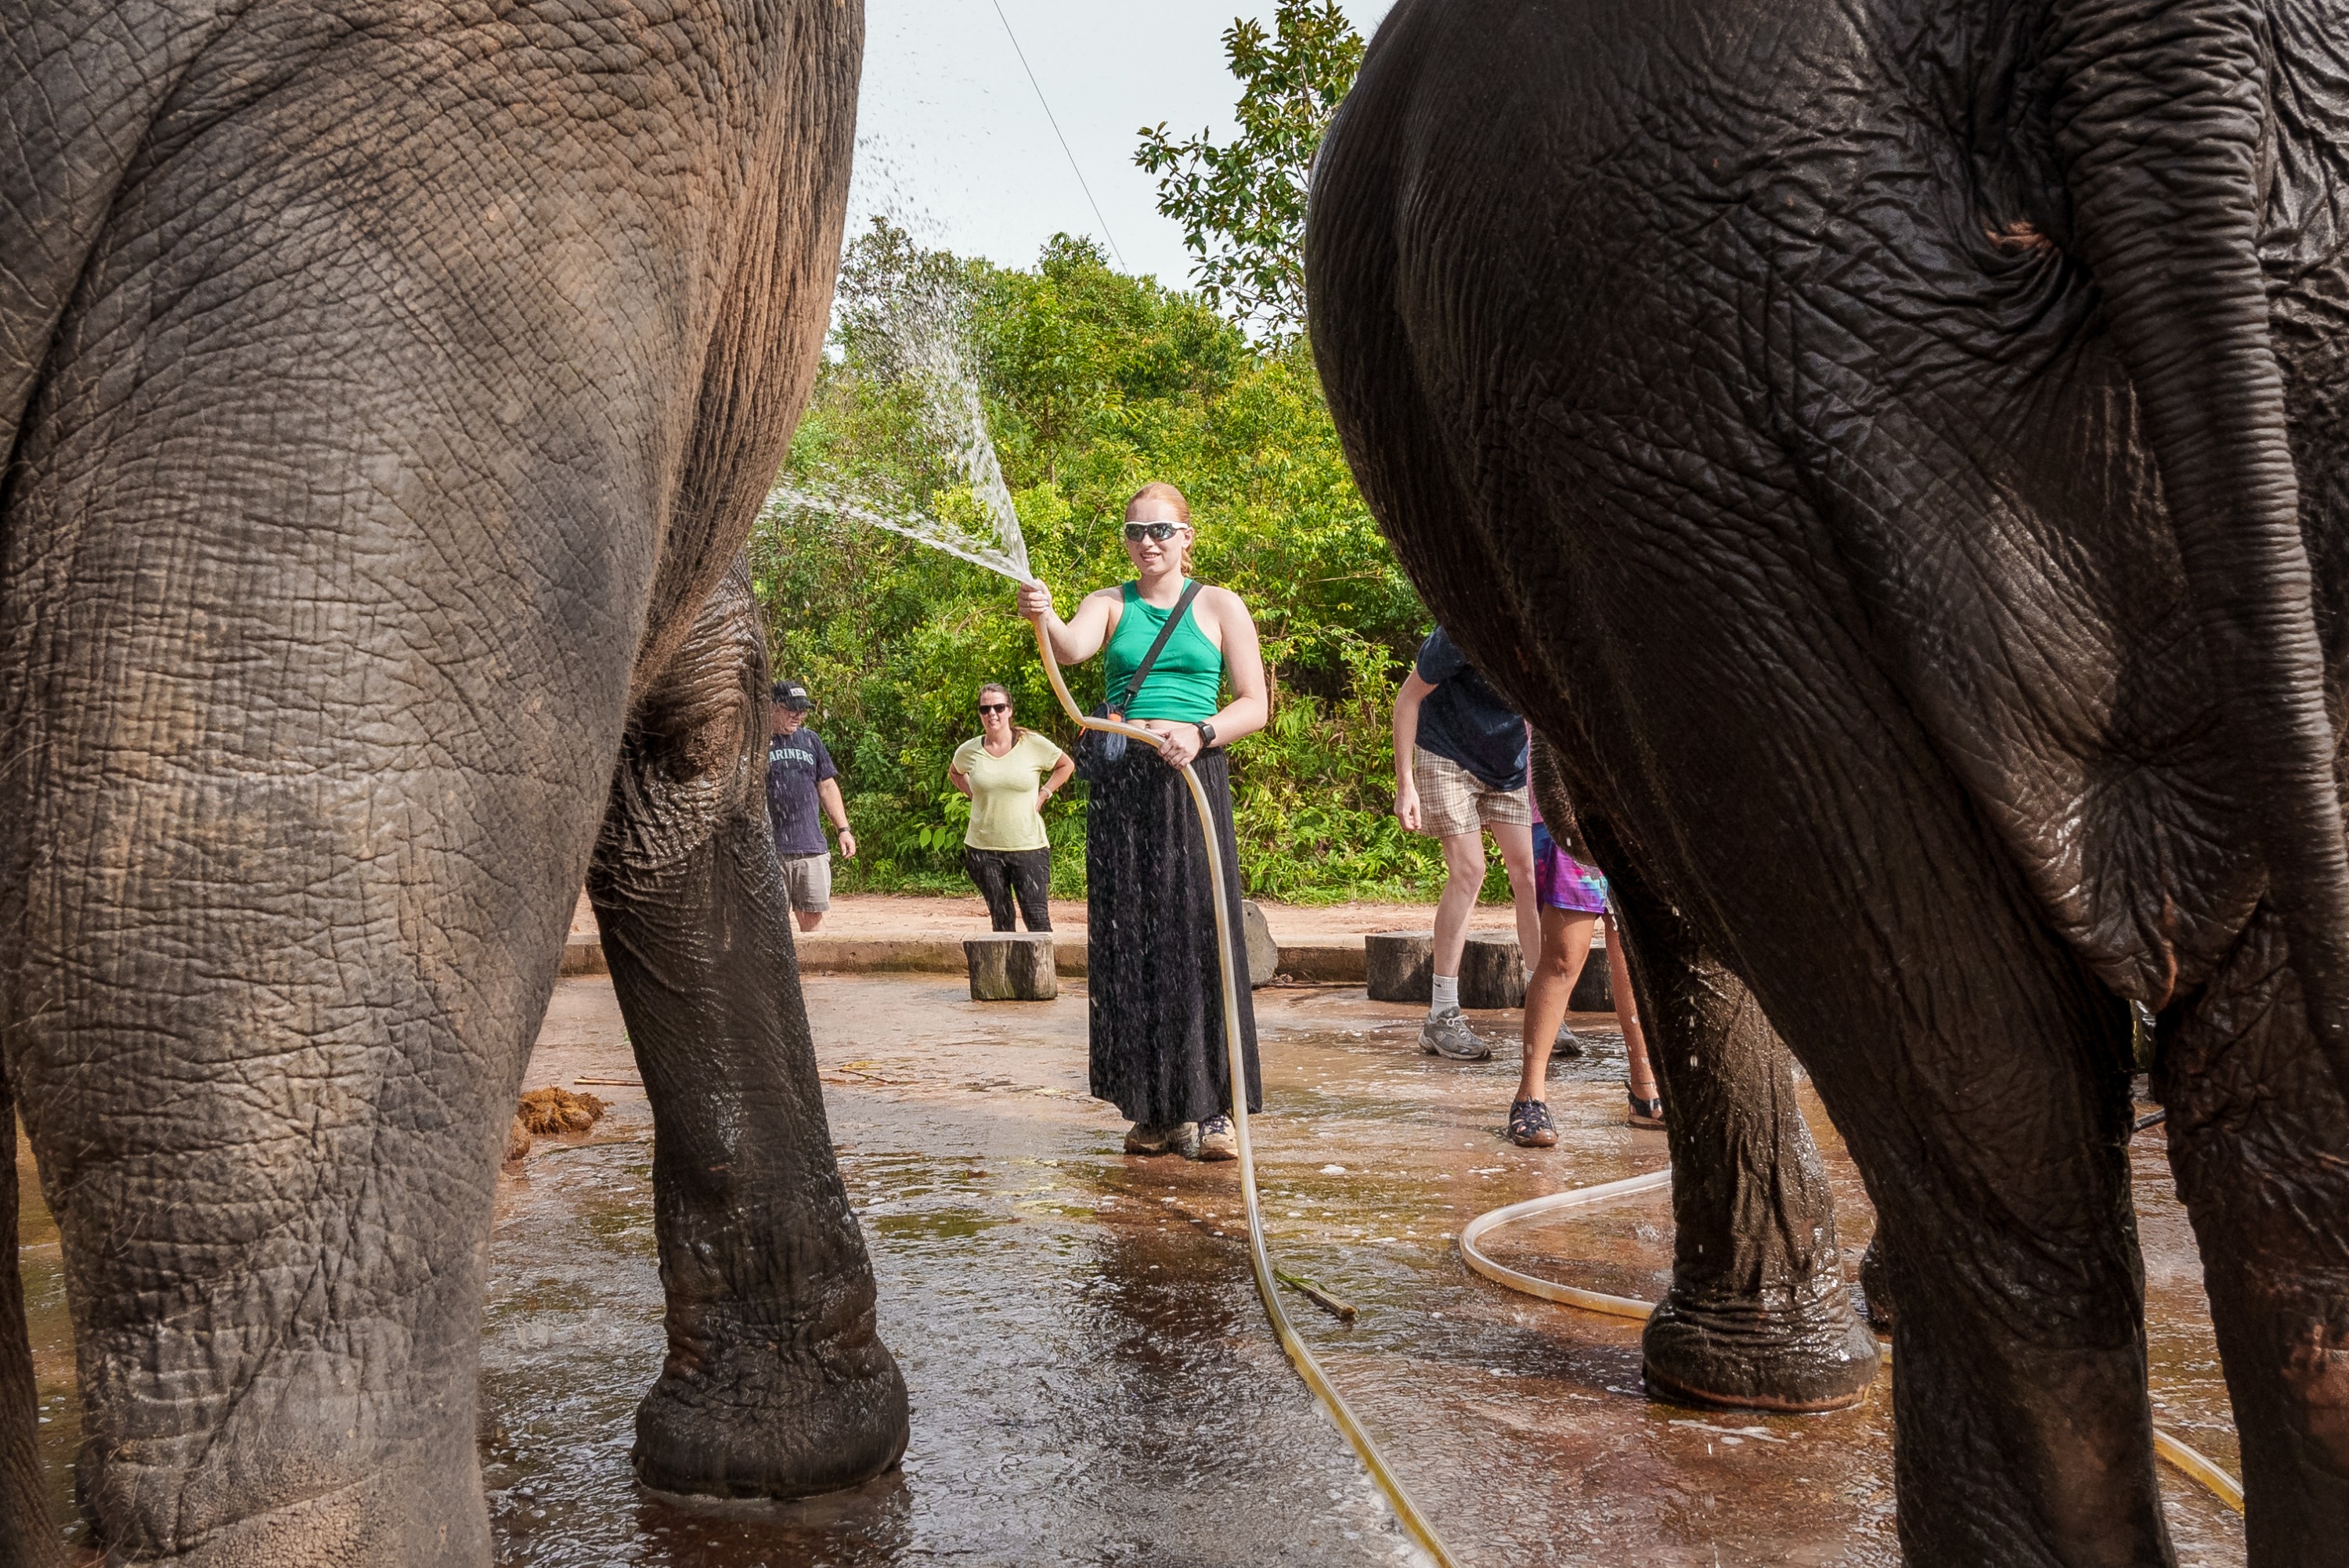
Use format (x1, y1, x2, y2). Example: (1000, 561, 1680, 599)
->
(1412, 749, 1531, 839)
(778, 852, 832, 912)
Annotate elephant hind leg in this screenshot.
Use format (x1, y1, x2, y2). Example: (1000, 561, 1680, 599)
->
(0, 1076, 61, 1568)
(1588, 828, 1878, 1413)
(2158, 907, 2349, 1563)
(591, 560, 907, 1500)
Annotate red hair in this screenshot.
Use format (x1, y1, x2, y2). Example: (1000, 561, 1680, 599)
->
(1124, 481, 1192, 524)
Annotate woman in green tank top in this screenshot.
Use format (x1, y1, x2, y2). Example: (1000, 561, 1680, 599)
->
(1016, 482, 1270, 1162)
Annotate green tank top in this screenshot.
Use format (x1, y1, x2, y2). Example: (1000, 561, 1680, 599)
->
(1102, 579, 1225, 723)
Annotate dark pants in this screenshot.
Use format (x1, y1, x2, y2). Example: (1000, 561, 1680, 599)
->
(965, 846, 1052, 932)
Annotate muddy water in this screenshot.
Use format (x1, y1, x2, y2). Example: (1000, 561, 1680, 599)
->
(20, 975, 2246, 1565)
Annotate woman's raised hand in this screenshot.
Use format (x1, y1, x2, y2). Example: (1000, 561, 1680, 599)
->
(1016, 579, 1053, 623)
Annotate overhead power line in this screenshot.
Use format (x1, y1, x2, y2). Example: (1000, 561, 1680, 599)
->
(989, 0, 1129, 269)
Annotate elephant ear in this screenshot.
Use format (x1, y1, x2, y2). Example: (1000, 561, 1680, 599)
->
(2044, 0, 2349, 1090)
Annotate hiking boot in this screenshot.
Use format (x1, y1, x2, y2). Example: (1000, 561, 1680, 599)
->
(1419, 1007, 1493, 1061)
(1124, 1122, 1181, 1155)
(1507, 1099, 1559, 1148)
(1167, 1120, 1202, 1159)
(1193, 1114, 1238, 1162)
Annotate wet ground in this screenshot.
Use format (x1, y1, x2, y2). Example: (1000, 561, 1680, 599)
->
(20, 975, 2245, 1566)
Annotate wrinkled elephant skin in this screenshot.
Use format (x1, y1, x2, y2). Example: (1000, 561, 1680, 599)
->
(1532, 739, 1881, 1413)
(1310, 1, 2349, 1564)
(0, 4, 905, 1565)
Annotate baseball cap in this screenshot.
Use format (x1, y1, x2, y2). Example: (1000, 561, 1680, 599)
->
(771, 680, 813, 710)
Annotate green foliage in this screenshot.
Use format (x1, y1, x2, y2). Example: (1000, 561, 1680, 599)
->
(1135, 0, 1366, 339)
(752, 223, 1521, 905)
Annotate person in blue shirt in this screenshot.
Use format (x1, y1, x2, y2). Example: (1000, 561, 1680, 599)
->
(1391, 626, 1539, 1060)
(765, 679, 856, 932)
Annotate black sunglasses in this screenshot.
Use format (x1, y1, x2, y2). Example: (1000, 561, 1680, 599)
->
(1123, 521, 1182, 542)
(978, 702, 1011, 714)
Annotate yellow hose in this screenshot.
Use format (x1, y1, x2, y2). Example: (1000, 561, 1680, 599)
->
(1459, 1180, 2246, 1515)
(1030, 613, 1462, 1568)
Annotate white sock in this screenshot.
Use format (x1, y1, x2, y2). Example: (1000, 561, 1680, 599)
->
(1430, 973, 1460, 1016)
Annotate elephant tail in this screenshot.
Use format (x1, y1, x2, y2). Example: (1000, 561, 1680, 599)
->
(2045, 0, 2349, 1091)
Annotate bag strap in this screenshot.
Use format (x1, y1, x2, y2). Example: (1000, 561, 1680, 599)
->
(1110, 579, 1204, 716)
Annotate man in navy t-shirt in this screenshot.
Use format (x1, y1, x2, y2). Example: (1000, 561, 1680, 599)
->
(1392, 626, 1537, 1060)
(766, 679, 856, 932)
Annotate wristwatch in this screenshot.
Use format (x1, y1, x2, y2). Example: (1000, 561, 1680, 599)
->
(1194, 721, 1218, 748)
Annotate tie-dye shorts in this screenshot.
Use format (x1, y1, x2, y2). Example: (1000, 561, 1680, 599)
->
(1532, 823, 1610, 914)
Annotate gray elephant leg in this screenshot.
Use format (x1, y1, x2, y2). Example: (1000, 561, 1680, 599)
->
(1727, 856, 2163, 1566)
(1589, 832, 1878, 1411)
(590, 562, 907, 1499)
(2157, 908, 2349, 1565)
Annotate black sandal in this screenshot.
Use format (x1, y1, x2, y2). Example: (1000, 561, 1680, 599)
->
(1507, 1098, 1559, 1148)
(1626, 1088, 1665, 1130)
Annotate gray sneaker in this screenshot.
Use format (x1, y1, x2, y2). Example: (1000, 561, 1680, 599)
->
(1553, 1024, 1587, 1058)
(1124, 1122, 1180, 1155)
(1419, 1007, 1493, 1061)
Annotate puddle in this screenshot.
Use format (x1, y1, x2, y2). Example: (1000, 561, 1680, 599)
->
(16, 977, 2244, 1565)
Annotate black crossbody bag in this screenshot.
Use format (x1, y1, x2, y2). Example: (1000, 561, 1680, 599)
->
(1073, 580, 1205, 782)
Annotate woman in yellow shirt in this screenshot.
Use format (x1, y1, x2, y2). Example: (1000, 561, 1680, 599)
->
(948, 683, 1074, 932)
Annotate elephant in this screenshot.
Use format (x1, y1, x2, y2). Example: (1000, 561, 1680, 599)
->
(1308, 0, 2349, 1563)
(0, 2, 906, 1563)
(1530, 736, 1885, 1411)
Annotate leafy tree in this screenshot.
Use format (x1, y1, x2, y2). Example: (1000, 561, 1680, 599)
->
(1135, 1, 1365, 339)
(750, 224, 1525, 905)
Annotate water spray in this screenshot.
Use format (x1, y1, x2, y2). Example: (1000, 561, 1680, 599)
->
(762, 276, 1455, 1557)
(770, 269, 2236, 1553)
(1024, 598, 1460, 1568)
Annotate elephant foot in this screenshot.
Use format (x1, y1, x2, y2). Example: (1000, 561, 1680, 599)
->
(631, 1307, 910, 1499)
(1642, 1287, 1882, 1412)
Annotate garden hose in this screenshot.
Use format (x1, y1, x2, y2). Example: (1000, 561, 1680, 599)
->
(1028, 601, 2235, 1548)
(1030, 614, 1461, 1568)
(1460, 1175, 2246, 1514)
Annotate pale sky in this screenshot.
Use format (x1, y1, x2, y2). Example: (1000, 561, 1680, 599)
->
(848, 1, 1396, 291)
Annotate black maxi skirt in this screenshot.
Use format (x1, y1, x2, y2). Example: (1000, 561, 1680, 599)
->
(1084, 744, 1261, 1125)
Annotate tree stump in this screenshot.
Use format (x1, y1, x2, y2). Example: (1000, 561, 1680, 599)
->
(1569, 928, 1615, 1011)
(1366, 930, 1434, 1002)
(1240, 900, 1279, 988)
(1461, 930, 1525, 1009)
(965, 934, 1058, 1000)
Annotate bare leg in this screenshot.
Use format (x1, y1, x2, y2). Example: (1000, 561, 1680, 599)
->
(1431, 829, 1487, 979)
(1611, 918, 1661, 1104)
(1489, 818, 1540, 968)
(1518, 906, 1597, 1101)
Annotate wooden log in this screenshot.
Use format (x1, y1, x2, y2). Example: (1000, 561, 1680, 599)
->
(964, 933, 1059, 1001)
(1365, 930, 1434, 1003)
(1568, 928, 1615, 1011)
(1240, 899, 1279, 988)
(1461, 929, 1525, 1010)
